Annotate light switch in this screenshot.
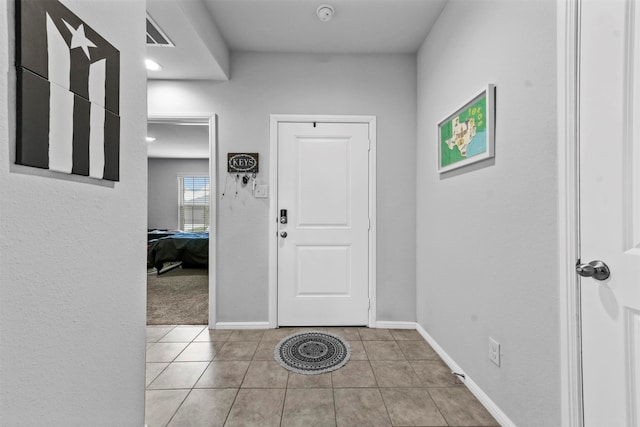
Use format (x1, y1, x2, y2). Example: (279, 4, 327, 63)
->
(254, 185, 268, 198)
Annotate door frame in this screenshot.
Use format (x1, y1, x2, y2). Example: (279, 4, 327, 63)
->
(268, 114, 377, 328)
(558, 0, 584, 425)
(147, 113, 219, 328)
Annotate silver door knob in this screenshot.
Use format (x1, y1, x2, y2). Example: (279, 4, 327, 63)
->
(576, 260, 610, 281)
(280, 232, 288, 238)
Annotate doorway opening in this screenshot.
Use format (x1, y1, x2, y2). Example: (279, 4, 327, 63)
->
(146, 114, 218, 327)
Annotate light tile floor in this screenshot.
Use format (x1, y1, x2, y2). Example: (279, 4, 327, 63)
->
(145, 325, 499, 427)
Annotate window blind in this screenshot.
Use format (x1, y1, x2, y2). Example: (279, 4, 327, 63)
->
(178, 176, 210, 232)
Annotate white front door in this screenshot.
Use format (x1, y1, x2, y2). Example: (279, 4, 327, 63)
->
(579, 0, 640, 425)
(277, 121, 370, 326)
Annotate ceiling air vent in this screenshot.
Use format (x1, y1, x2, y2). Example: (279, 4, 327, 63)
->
(146, 14, 174, 47)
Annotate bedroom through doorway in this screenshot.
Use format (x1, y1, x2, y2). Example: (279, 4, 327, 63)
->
(146, 116, 216, 326)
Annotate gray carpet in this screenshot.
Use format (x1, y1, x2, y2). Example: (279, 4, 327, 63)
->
(147, 268, 208, 325)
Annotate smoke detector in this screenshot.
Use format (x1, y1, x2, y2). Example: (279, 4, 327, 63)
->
(316, 4, 335, 22)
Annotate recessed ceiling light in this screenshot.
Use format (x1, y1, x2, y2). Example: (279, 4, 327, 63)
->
(316, 4, 335, 22)
(146, 136, 156, 142)
(145, 59, 162, 71)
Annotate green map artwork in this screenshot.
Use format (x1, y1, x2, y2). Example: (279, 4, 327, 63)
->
(440, 94, 488, 168)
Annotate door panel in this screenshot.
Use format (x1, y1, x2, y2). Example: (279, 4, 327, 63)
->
(580, 0, 640, 425)
(297, 138, 350, 227)
(278, 122, 369, 326)
(297, 246, 351, 296)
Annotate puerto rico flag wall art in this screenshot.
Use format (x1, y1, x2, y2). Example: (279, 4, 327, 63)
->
(16, 0, 120, 181)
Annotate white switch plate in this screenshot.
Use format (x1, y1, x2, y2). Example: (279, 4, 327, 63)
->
(489, 337, 500, 366)
(254, 185, 268, 198)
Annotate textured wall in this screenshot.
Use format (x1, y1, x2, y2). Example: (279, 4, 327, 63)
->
(0, 1, 148, 424)
(416, 1, 560, 425)
(149, 52, 417, 323)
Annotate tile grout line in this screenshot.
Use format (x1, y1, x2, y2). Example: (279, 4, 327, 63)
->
(423, 387, 451, 427)
(380, 336, 397, 425)
(145, 325, 221, 426)
(367, 357, 380, 388)
(214, 329, 238, 426)
(145, 362, 171, 389)
(146, 337, 188, 389)
(221, 388, 240, 426)
(279, 384, 290, 427)
(168, 327, 205, 362)
(332, 387, 339, 427)
(377, 383, 395, 426)
(146, 326, 208, 389)
(328, 356, 337, 427)
(164, 388, 193, 427)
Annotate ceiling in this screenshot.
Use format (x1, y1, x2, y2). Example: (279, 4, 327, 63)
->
(146, 0, 230, 81)
(147, 122, 209, 159)
(146, 0, 447, 80)
(203, 0, 447, 54)
(146, 0, 447, 157)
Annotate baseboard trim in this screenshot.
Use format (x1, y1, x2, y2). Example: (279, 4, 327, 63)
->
(415, 323, 516, 427)
(214, 322, 271, 330)
(213, 321, 416, 330)
(374, 321, 417, 329)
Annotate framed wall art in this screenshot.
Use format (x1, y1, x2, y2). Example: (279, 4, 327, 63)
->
(15, 0, 121, 181)
(438, 84, 495, 173)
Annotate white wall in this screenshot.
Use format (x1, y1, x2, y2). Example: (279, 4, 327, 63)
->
(149, 52, 417, 323)
(0, 1, 147, 424)
(148, 157, 209, 230)
(416, 1, 560, 426)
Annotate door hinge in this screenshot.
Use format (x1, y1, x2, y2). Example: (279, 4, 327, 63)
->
(368, 299, 371, 309)
(367, 139, 371, 151)
(368, 218, 371, 230)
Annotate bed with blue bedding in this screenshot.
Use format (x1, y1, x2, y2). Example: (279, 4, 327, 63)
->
(148, 232, 209, 272)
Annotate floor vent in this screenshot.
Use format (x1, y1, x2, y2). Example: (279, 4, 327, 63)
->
(146, 14, 174, 47)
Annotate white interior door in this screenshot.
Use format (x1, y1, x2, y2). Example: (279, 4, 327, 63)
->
(579, 0, 640, 425)
(277, 121, 370, 326)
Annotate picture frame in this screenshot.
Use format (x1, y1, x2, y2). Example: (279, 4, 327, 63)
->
(438, 84, 495, 173)
(15, 0, 121, 181)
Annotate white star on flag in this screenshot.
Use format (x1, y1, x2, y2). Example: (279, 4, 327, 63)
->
(63, 20, 96, 60)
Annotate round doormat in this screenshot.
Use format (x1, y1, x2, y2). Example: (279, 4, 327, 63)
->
(274, 331, 351, 375)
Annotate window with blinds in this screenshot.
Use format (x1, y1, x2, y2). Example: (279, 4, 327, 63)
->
(178, 176, 210, 232)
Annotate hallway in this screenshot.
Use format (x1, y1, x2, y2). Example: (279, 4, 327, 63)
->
(145, 326, 499, 426)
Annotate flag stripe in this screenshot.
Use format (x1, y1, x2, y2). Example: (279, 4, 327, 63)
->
(89, 59, 106, 179)
(103, 111, 120, 181)
(16, 69, 50, 169)
(89, 58, 106, 104)
(72, 95, 91, 176)
(48, 84, 74, 173)
(46, 14, 69, 89)
(47, 13, 73, 173)
(89, 104, 105, 179)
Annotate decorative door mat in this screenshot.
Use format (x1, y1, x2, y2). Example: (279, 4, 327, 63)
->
(274, 331, 351, 375)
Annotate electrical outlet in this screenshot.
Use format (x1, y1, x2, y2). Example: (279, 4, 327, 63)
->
(489, 337, 501, 366)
